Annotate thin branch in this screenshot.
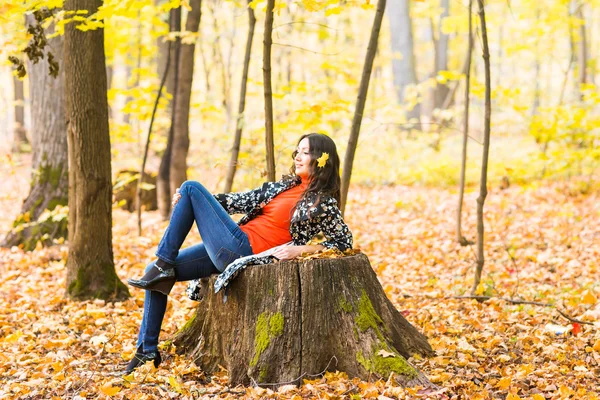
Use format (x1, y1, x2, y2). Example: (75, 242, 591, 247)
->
(273, 21, 341, 31)
(272, 42, 345, 56)
(450, 295, 594, 325)
(252, 355, 339, 387)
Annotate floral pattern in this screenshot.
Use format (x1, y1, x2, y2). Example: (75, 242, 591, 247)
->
(186, 176, 353, 300)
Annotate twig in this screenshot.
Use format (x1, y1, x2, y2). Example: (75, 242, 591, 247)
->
(504, 246, 520, 300)
(68, 314, 119, 398)
(272, 42, 345, 56)
(450, 295, 594, 325)
(253, 355, 339, 387)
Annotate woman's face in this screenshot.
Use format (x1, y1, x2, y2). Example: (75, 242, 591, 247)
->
(294, 138, 312, 179)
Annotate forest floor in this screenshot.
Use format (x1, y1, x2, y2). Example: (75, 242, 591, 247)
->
(0, 154, 599, 399)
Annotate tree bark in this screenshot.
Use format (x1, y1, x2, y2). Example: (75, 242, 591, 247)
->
(340, 0, 386, 214)
(3, 19, 68, 251)
(169, 0, 202, 195)
(224, 0, 256, 193)
(64, 0, 129, 301)
(434, 0, 450, 110)
(456, 0, 473, 247)
(157, 7, 182, 220)
(174, 254, 434, 387)
(263, 0, 276, 182)
(575, 3, 587, 101)
(386, 0, 420, 126)
(12, 75, 29, 152)
(471, 0, 491, 295)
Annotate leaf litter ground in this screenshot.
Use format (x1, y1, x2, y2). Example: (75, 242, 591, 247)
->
(0, 167, 599, 399)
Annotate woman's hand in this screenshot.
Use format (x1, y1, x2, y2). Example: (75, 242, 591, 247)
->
(270, 245, 304, 261)
(172, 189, 182, 207)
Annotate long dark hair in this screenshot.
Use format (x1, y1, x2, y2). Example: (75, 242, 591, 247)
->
(289, 133, 341, 204)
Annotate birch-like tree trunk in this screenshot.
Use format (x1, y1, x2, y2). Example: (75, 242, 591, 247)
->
(12, 76, 29, 152)
(157, 7, 182, 220)
(340, 0, 386, 214)
(3, 18, 68, 251)
(434, 0, 450, 110)
(169, 0, 202, 195)
(386, 0, 420, 126)
(224, 0, 256, 193)
(263, 0, 276, 182)
(456, 0, 473, 247)
(64, 0, 129, 300)
(575, 3, 587, 101)
(471, 0, 492, 295)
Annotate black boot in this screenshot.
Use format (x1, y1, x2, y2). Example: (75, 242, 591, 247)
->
(125, 348, 162, 374)
(127, 259, 176, 295)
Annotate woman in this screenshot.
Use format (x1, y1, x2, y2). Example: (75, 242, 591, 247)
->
(125, 133, 352, 373)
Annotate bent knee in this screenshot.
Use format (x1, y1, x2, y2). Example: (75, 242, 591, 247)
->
(180, 180, 206, 193)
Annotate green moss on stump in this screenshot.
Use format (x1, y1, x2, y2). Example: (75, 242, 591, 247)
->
(356, 346, 417, 379)
(250, 311, 284, 367)
(355, 290, 385, 342)
(179, 313, 197, 334)
(258, 365, 269, 382)
(338, 296, 353, 313)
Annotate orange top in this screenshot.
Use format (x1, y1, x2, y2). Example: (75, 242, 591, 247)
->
(240, 180, 308, 253)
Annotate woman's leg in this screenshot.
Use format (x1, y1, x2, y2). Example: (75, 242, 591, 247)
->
(155, 180, 253, 271)
(128, 180, 253, 293)
(137, 243, 220, 354)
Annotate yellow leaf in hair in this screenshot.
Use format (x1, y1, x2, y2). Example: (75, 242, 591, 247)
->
(317, 152, 329, 168)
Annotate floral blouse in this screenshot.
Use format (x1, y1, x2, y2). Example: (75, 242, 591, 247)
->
(186, 175, 353, 300)
(213, 175, 353, 252)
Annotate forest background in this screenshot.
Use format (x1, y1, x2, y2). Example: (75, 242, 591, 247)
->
(0, 0, 599, 398)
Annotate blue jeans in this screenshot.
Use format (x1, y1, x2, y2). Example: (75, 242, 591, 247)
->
(136, 180, 253, 354)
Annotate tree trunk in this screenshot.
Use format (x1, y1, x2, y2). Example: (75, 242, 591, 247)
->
(340, 0, 386, 214)
(471, 0, 491, 294)
(64, 0, 129, 301)
(386, 0, 420, 126)
(575, 3, 587, 101)
(434, 0, 450, 110)
(12, 75, 29, 152)
(169, 0, 202, 195)
(263, 0, 276, 182)
(173, 254, 434, 387)
(2, 19, 68, 251)
(157, 7, 182, 220)
(456, 0, 473, 247)
(224, 0, 256, 193)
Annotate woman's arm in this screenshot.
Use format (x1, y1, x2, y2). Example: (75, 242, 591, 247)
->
(271, 244, 325, 261)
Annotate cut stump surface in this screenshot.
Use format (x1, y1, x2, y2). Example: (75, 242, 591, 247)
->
(173, 253, 434, 387)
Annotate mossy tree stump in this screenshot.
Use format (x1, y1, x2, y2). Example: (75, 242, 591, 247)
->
(173, 254, 434, 387)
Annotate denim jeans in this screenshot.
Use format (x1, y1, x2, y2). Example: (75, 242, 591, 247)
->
(136, 180, 253, 354)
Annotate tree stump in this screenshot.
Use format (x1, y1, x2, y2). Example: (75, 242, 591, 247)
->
(113, 169, 158, 212)
(173, 254, 434, 387)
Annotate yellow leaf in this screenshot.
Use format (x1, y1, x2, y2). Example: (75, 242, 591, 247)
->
(4, 331, 23, 343)
(532, 394, 545, 400)
(497, 377, 511, 390)
(169, 376, 183, 394)
(582, 290, 597, 305)
(100, 384, 121, 396)
(325, 6, 341, 16)
(559, 385, 575, 397)
(506, 394, 521, 400)
(593, 339, 600, 352)
(317, 152, 329, 168)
